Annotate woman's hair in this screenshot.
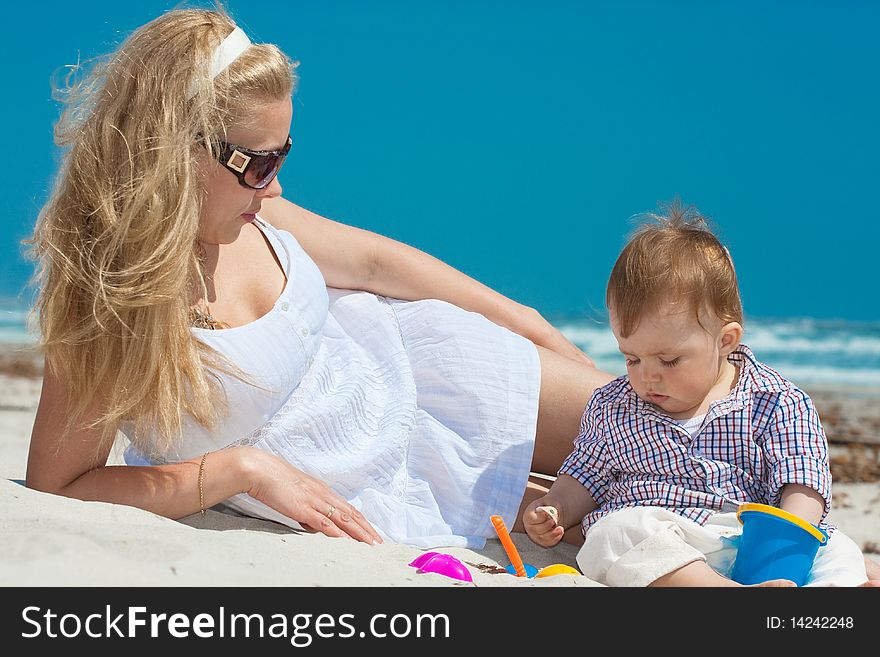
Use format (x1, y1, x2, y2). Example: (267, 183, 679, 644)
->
(606, 199, 743, 338)
(26, 8, 297, 460)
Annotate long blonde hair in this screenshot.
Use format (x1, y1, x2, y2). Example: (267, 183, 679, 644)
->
(27, 8, 297, 460)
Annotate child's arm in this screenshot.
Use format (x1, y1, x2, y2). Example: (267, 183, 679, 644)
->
(523, 474, 597, 547)
(760, 386, 832, 521)
(524, 386, 610, 547)
(779, 483, 825, 526)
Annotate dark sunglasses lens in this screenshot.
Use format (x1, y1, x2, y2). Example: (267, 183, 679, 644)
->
(244, 155, 278, 189)
(244, 154, 283, 189)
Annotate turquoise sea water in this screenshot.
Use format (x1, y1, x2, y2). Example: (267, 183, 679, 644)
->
(3, 2, 879, 384)
(3, 301, 879, 388)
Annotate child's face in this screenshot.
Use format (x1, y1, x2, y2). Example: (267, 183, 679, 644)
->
(610, 301, 741, 419)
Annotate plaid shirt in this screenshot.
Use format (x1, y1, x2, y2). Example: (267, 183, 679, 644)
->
(560, 345, 832, 534)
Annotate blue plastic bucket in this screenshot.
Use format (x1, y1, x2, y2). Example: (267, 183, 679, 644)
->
(731, 503, 828, 586)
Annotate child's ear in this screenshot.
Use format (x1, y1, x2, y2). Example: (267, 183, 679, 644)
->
(719, 322, 743, 356)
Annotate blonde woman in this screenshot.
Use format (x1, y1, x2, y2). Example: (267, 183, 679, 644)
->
(25, 8, 613, 549)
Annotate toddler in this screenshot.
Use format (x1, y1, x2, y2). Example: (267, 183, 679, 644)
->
(524, 202, 877, 587)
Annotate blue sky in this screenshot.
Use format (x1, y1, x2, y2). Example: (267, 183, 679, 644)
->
(4, 1, 879, 321)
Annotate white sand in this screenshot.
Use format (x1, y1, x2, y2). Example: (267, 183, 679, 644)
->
(1, 372, 877, 587)
(0, 374, 593, 587)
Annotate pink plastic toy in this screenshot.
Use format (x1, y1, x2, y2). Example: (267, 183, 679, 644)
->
(409, 551, 474, 582)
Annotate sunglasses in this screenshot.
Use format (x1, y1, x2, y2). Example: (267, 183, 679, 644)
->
(212, 134, 292, 189)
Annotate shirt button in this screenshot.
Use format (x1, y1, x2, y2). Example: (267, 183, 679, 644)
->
(308, 356, 315, 366)
(280, 301, 290, 311)
(300, 327, 309, 337)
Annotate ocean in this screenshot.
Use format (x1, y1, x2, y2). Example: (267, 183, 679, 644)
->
(3, 2, 879, 389)
(555, 315, 880, 388)
(3, 300, 878, 389)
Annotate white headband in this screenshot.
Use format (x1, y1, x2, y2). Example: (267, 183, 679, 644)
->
(187, 26, 252, 99)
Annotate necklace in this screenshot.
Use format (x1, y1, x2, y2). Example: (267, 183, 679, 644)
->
(191, 243, 228, 330)
(189, 305, 228, 330)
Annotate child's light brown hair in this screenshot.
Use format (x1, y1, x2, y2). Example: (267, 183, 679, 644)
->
(606, 199, 743, 338)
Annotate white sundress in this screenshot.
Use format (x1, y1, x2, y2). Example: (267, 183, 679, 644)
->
(123, 216, 541, 548)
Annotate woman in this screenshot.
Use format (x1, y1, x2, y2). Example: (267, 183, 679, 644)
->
(25, 8, 612, 549)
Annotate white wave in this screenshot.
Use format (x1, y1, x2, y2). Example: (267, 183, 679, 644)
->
(557, 318, 880, 354)
(1, 312, 878, 385)
(767, 365, 880, 388)
(0, 329, 38, 345)
(555, 317, 880, 387)
(0, 308, 31, 323)
(745, 329, 880, 356)
(590, 358, 627, 377)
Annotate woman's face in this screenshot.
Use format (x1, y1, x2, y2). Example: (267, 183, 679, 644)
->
(198, 95, 293, 245)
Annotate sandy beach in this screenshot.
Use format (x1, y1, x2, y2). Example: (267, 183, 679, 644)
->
(1, 343, 878, 587)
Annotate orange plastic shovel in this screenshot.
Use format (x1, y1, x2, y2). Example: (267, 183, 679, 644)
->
(490, 514, 530, 577)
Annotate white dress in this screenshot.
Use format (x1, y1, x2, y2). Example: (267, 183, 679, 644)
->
(123, 217, 541, 548)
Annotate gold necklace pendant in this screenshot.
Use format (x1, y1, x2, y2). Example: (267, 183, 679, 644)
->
(191, 243, 228, 329)
(190, 306, 227, 330)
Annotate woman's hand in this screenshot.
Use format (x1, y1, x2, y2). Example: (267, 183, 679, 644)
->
(240, 447, 383, 545)
(523, 307, 596, 367)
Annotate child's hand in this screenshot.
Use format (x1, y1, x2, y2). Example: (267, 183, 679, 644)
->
(523, 498, 565, 547)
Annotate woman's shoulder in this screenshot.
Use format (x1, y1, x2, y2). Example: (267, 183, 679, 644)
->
(256, 196, 309, 238)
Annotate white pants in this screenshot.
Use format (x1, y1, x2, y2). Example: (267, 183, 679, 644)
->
(576, 507, 868, 587)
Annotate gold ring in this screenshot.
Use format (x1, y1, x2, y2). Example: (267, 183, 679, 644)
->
(327, 505, 336, 519)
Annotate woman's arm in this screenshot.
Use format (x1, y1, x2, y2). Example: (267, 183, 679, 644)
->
(260, 197, 594, 365)
(26, 361, 382, 543)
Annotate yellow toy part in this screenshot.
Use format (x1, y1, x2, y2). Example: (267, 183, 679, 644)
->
(736, 503, 827, 543)
(535, 564, 581, 578)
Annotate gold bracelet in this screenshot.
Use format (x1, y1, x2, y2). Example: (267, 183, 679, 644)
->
(198, 452, 208, 516)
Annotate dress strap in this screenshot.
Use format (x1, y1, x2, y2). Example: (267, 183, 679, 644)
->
(253, 215, 292, 282)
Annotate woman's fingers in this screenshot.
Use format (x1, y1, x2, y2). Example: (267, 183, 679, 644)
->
(309, 512, 347, 538)
(309, 501, 383, 544)
(545, 329, 596, 368)
(331, 505, 383, 544)
(578, 351, 596, 368)
(343, 507, 384, 544)
(563, 341, 595, 367)
(248, 452, 385, 544)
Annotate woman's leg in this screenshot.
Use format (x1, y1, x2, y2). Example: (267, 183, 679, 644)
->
(509, 346, 612, 536)
(530, 345, 615, 477)
(866, 556, 880, 581)
(509, 346, 613, 536)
